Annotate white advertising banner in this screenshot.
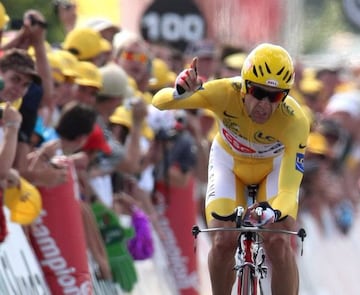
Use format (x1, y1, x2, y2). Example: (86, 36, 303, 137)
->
(0, 207, 50, 295)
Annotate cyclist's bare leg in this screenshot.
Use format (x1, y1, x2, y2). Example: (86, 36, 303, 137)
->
(207, 219, 238, 295)
(263, 216, 299, 295)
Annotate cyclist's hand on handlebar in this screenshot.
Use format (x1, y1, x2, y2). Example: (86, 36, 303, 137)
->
(174, 57, 203, 98)
(244, 202, 281, 227)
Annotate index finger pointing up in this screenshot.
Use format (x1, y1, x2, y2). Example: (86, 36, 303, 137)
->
(190, 57, 198, 75)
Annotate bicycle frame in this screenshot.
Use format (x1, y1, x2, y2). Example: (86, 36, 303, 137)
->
(192, 210, 306, 295)
(236, 228, 267, 295)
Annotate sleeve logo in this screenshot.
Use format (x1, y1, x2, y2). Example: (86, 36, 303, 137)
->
(295, 153, 304, 173)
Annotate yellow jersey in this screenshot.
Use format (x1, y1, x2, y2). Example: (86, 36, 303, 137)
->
(152, 77, 310, 218)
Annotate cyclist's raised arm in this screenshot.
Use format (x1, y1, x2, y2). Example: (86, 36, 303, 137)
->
(152, 77, 240, 113)
(152, 59, 233, 111)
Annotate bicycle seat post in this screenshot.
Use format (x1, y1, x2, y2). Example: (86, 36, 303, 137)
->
(235, 206, 244, 228)
(247, 184, 259, 206)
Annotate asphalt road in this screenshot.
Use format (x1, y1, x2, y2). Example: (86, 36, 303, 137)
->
(197, 209, 360, 295)
(298, 209, 360, 295)
(126, 208, 360, 295)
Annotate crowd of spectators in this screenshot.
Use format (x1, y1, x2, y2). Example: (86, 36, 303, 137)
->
(0, 0, 359, 294)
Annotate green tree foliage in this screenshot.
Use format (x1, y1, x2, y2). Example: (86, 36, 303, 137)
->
(1, 0, 65, 44)
(303, 0, 358, 53)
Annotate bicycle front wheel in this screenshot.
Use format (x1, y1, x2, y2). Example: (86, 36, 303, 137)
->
(238, 265, 258, 295)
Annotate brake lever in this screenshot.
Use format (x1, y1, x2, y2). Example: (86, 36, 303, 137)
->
(255, 207, 263, 224)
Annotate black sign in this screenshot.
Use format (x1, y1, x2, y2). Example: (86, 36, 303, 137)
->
(140, 0, 206, 51)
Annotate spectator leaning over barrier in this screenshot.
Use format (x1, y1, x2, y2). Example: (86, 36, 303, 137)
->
(0, 45, 69, 189)
(0, 49, 64, 188)
(1, 9, 53, 110)
(0, 48, 58, 183)
(33, 101, 97, 164)
(0, 9, 65, 193)
(27, 100, 113, 286)
(40, 101, 112, 280)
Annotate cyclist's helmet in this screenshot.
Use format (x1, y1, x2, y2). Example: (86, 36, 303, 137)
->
(241, 43, 294, 92)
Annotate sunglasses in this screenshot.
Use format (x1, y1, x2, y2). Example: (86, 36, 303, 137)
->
(120, 51, 149, 64)
(245, 81, 288, 103)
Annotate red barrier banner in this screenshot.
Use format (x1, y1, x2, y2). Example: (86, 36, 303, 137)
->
(155, 176, 199, 295)
(29, 160, 93, 295)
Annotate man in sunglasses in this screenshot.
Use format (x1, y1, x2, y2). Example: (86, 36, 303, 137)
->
(152, 43, 309, 295)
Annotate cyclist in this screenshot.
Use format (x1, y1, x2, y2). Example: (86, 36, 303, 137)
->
(152, 43, 309, 295)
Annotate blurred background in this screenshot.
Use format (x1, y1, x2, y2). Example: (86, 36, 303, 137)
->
(3, 0, 360, 58)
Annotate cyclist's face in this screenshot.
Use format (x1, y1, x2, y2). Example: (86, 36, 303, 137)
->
(244, 83, 283, 124)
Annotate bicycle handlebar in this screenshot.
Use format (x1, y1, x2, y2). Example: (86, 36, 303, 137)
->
(211, 207, 247, 228)
(193, 206, 307, 243)
(211, 211, 238, 222)
(192, 225, 306, 240)
(192, 223, 307, 256)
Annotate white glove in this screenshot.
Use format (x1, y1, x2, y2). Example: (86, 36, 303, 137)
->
(244, 202, 281, 227)
(173, 57, 203, 99)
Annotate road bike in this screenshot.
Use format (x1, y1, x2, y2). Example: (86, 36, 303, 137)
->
(192, 185, 306, 295)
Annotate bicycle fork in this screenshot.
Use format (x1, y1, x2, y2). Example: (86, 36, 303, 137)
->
(235, 233, 268, 294)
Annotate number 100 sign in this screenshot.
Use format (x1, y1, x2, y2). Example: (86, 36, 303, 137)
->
(140, 0, 206, 51)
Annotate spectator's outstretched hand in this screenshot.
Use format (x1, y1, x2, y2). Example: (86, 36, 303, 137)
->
(2, 102, 22, 128)
(131, 98, 147, 127)
(4, 168, 21, 188)
(1, 9, 47, 51)
(22, 10, 47, 46)
(26, 140, 69, 187)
